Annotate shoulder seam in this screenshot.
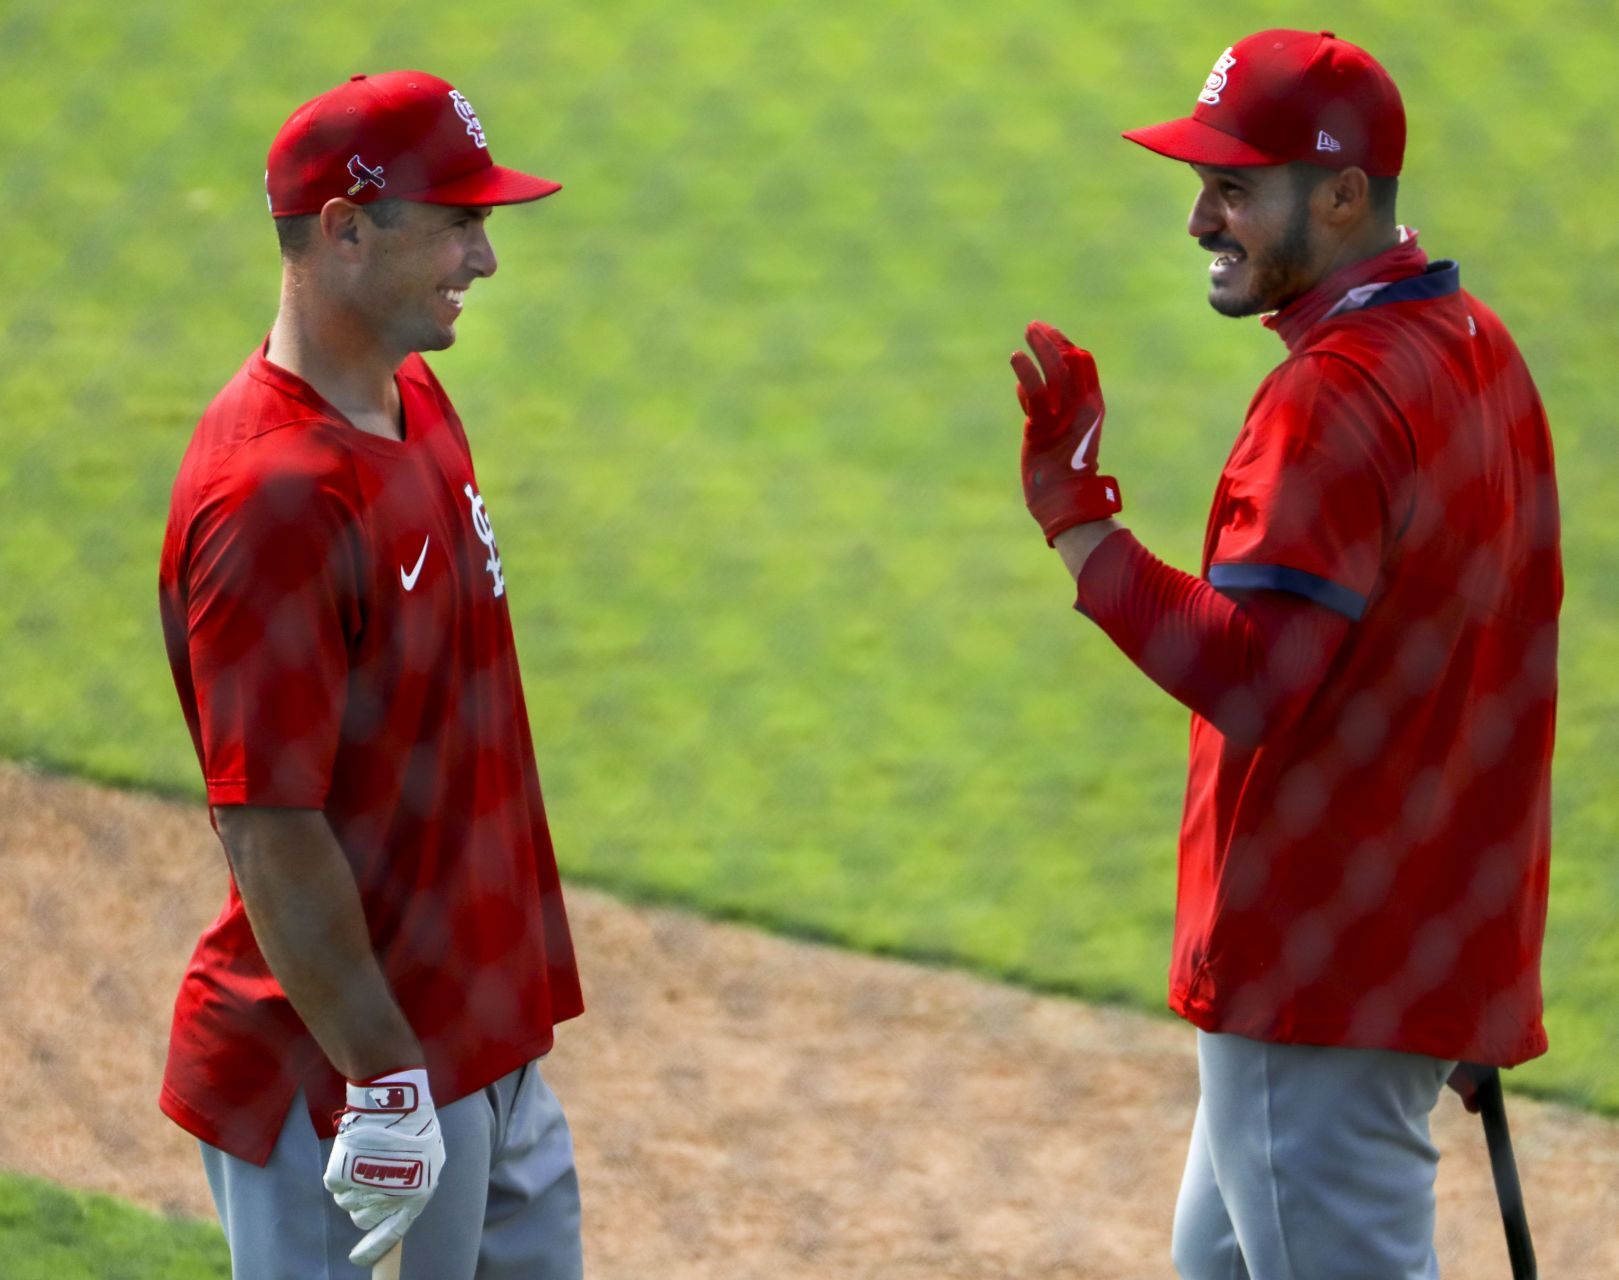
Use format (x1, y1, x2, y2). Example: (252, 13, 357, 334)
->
(192, 415, 337, 496)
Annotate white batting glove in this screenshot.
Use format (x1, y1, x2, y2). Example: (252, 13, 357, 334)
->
(323, 1067, 447, 1267)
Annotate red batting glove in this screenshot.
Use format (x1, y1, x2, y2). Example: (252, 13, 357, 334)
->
(1010, 321, 1122, 545)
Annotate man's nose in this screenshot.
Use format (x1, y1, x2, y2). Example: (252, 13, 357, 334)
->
(468, 224, 498, 278)
(1187, 186, 1222, 240)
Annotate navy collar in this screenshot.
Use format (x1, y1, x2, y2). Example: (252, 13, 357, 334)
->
(1268, 233, 1433, 351)
(1359, 260, 1461, 311)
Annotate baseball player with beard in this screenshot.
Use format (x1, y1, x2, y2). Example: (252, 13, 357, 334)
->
(158, 72, 584, 1278)
(1010, 30, 1560, 1278)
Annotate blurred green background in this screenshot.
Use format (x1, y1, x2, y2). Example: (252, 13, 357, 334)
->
(0, 1171, 230, 1280)
(2, 0, 1616, 1159)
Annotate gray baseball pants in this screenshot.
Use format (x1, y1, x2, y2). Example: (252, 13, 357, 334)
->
(1172, 1029, 1457, 1280)
(200, 1060, 582, 1280)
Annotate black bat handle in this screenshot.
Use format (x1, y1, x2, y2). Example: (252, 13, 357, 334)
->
(1474, 1068, 1537, 1280)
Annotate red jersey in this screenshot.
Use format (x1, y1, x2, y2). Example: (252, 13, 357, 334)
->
(1168, 241, 1561, 1065)
(158, 345, 583, 1164)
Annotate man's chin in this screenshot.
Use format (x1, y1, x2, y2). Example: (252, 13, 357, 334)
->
(415, 326, 457, 353)
(1207, 285, 1266, 318)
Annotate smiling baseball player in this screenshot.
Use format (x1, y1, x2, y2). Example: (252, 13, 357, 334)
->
(158, 72, 584, 1278)
(1011, 30, 1561, 1278)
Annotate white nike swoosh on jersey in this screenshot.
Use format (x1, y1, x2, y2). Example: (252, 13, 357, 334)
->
(1070, 411, 1103, 471)
(400, 537, 430, 591)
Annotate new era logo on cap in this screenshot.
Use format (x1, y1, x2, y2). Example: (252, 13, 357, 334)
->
(1316, 130, 1342, 153)
(267, 70, 561, 217)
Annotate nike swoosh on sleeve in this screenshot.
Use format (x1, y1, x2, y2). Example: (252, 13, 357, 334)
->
(401, 537, 430, 591)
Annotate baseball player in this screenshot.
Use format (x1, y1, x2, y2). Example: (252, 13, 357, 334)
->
(1010, 30, 1560, 1278)
(157, 72, 585, 1278)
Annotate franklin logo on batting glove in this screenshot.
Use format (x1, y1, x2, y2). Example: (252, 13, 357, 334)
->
(350, 1158, 425, 1189)
(324, 1067, 447, 1267)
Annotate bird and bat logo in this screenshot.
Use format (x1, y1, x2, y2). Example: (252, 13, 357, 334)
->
(347, 154, 387, 196)
(334, 90, 485, 204)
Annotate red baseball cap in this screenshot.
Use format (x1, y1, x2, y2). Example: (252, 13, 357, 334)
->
(1122, 30, 1405, 177)
(267, 70, 561, 217)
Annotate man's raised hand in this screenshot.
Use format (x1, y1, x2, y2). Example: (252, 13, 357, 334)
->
(1010, 321, 1122, 543)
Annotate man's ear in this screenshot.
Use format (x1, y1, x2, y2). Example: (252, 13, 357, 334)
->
(318, 198, 366, 261)
(1323, 167, 1371, 225)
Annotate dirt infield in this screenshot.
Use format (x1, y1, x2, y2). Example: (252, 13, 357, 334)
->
(2, 760, 1616, 1277)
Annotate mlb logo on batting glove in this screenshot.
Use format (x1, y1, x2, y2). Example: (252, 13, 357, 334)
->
(324, 1067, 447, 1267)
(353, 1080, 422, 1115)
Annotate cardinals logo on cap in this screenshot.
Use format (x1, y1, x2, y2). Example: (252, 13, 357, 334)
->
(449, 90, 487, 149)
(1199, 47, 1237, 106)
(347, 155, 387, 196)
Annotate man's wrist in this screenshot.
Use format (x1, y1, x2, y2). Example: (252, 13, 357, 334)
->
(329, 1022, 425, 1084)
(1053, 518, 1125, 581)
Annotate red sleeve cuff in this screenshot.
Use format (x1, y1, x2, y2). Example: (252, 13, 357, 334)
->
(1065, 529, 1352, 745)
(206, 779, 329, 808)
(1073, 526, 1144, 618)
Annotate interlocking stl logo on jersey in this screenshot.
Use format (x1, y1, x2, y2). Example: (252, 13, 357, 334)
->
(465, 484, 506, 597)
(449, 90, 487, 149)
(350, 1155, 425, 1190)
(1200, 47, 1237, 105)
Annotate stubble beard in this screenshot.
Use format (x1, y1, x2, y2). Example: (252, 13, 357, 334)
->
(1208, 197, 1316, 319)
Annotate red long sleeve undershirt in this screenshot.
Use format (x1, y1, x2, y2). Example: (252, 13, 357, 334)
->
(1073, 529, 1353, 748)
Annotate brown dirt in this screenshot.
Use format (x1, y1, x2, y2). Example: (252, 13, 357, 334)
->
(1, 760, 1615, 1278)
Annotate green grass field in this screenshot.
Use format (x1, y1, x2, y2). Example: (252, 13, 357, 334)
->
(3, 3, 1618, 1261)
(0, 1171, 227, 1278)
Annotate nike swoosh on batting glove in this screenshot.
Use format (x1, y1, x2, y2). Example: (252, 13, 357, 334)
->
(323, 1067, 447, 1267)
(1010, 321, 1123, 544)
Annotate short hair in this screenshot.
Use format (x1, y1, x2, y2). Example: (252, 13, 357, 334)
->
(1289, 162, 1399, 222)
(274, 198, 409, 259)
(1368, 174, 1399, 220)
(361, 198, 408, 229)
(274, 214, 316, 257)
